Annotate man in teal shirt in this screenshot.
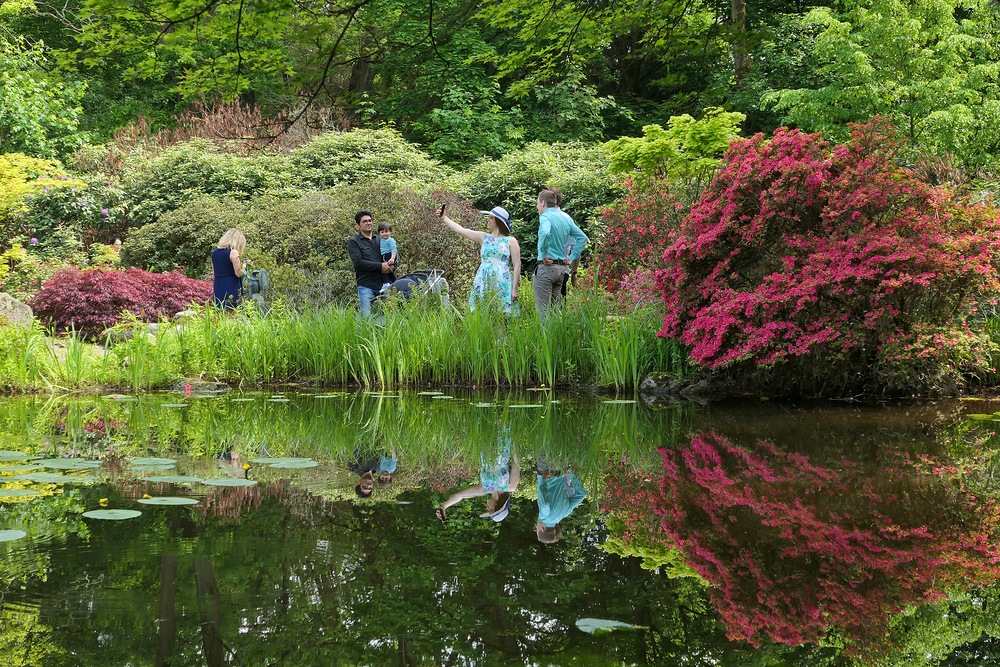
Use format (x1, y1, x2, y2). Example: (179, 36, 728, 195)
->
(534, 188, 589, 318)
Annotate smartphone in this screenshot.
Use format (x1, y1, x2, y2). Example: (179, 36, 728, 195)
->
(438, 203, 446, 217)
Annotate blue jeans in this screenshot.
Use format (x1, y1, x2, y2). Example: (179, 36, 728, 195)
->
(357, 285, 376, 317)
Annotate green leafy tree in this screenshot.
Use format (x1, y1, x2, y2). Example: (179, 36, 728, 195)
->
(765, 0, 1000, 166)
(604, 107, 745, 190)
(0, 36, 88, 157)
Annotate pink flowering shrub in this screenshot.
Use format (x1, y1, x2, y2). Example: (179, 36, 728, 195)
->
(29, 267, 212, 339)
(654, 433, 1000, 652)
(598, 177, 686, 292)
(659, 121, 1000, 395)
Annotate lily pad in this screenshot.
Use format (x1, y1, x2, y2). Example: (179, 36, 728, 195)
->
(131, 463, 177, 471)
(0, 530, 27, 542)
(312, 394, 345, 399)
(268, 398, 291, 403)
(39, 459, 101, 470)
(0, 464, 43, 472)
(202, 478, 257, 487)
(162, 403, 189, 408)
(430, 395, 454, 400)
(17, 472, 70, 484)
(102, 394, 138, 402)
(130, 457, 177, 466)
(967, 414, 994, 420)
(83, 509, 142, 520)
(269, 460, 319, 469)
(64, 475, 98, 484)
(602, 399, 637, 404)
(575, 618, 648, 635)
(137, 497, 200, 506)
(0, 451, 40, 462)
(472, 403, 497, 408)
(142, 475, 203, 484)
(418, 391, 444, 396)
(230, 398, 256, 402)
(0, 488, 40, 497)
(250, 457, 311, 464)
(508, 404, 544, 409)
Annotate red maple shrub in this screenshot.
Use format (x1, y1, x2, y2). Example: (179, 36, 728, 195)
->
(658, 121, 1000, 396)
(653, 433, 1000, 652)
(29, 267, 212, 338)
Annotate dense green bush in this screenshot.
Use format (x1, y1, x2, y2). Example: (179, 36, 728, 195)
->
(120, 196, 248, 278)
(449, 142, 618, 272)
(120, 181, 481, 309)
(288, 128, 450, 190)
(121, 140, 293, 228)
(19, 173, 127, 246)
(248, 182, 479, 308)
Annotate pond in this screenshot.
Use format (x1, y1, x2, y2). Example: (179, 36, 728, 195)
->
(1, 390, 1000, 666)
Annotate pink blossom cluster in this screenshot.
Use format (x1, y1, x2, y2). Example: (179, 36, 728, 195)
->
(598, 177, 687, 292)
(657, 121, 1000, 389)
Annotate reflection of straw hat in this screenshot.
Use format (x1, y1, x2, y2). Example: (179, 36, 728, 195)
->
(480, 493, 512, 522)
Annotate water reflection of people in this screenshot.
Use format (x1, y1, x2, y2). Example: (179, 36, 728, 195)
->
(535, 456, 587, 543)
(348, 447, 397, 498)
(436, 428, 520, 522)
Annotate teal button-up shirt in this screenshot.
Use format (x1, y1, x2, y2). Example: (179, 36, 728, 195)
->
(537, 207, 588, 262)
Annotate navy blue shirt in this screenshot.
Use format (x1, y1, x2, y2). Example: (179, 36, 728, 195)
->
(347, 232, 384, 291)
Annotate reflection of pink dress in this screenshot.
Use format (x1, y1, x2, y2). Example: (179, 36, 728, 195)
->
(470, 235, 515, 314)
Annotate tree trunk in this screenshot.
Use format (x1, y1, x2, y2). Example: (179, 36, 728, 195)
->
(154, 554, 178, 667)
(732, 0, 750, 82)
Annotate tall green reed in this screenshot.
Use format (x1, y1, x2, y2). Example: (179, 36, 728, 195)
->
(0, 295, 693, 392)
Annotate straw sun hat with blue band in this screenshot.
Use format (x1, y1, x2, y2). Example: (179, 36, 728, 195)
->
(480, 206, 512, 233)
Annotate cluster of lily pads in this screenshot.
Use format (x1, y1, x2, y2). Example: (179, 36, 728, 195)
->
(1, 450, 322, 534)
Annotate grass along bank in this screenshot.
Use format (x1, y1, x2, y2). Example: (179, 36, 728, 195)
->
(0, 296, 692, 393)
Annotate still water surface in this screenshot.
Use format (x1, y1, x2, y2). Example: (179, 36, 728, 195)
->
(1, 391, 999, 666)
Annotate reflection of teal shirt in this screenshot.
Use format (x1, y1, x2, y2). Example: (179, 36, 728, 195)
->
(379, 456, 397, 473)
(537, 472, 587, 527)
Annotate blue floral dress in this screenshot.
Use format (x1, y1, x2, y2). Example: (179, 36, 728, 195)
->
(479, 427, 513, 492)
(470, 235, 515, 314)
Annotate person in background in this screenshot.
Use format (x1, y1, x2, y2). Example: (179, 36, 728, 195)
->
(378, 222, 398, 292)
(347, 210, 394, 317)
(534, 188, 588, 318)
(212, 228, 246, 310)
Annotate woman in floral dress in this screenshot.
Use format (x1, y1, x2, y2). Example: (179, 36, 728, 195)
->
(439, 204, 521, 314)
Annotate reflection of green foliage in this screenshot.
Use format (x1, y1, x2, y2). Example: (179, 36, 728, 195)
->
(602, 515, 703, 579)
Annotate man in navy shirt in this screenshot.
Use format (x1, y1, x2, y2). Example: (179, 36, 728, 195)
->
(347, 210, 395, 317)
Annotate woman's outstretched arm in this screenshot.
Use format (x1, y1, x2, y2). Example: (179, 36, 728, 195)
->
(440, 213, 486, 244)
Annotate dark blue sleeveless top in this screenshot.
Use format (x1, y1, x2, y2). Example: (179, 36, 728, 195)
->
(212, 247, 242, 309)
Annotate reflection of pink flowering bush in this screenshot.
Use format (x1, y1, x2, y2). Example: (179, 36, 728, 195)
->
(656, 433, 1000, 652)
(658, 121, 1000, 395)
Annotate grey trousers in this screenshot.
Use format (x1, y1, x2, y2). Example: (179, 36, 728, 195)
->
(533, 263, 568, 318)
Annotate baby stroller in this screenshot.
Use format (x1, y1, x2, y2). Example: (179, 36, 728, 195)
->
(373, 269, 450, 308)
(242, 260, 270, 314)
